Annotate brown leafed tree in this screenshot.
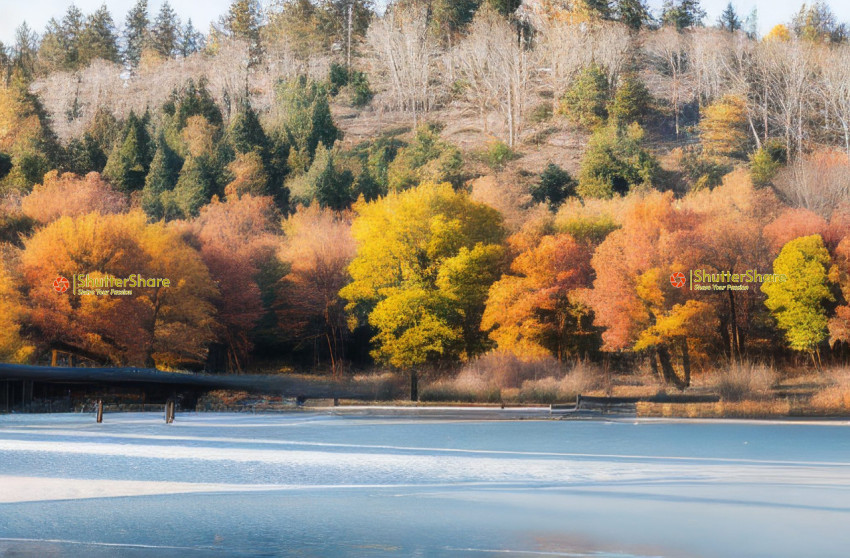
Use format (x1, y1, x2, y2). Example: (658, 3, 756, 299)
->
(192, 195, 282, 372)
(21, 171, 128, 224)
(279, 204, 356, 379)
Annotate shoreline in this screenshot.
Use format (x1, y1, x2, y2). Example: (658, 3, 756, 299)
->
(3, 406, 850, 423)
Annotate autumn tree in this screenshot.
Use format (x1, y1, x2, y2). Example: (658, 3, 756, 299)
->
(0, 253, 33, 363)
(588, 192, 715, 387)
(279, 204, 356, 378)
(193, 195, 282, 371)
(482, 230, 599, 361)
(700, 94, 750, 158)
(791, 1, 845, 43)
(341, 182, 505, 394)
(772, 150, 850, 219)
(21, 171, 128, 224)
(225, 151, 269, 199)
(367, 4, 437, 126)
(17, 211, 217, 366)
(762, 234, 835, 369)
(455, 5, 530, 146)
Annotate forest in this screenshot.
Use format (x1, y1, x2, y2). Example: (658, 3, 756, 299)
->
(3, 0, 850, 410)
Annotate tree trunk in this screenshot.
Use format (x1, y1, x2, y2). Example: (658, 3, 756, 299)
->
(680, 337, 691, 388)
(728, 289, 740, 363)
(657, 345, 685, 390)
(649, 349, 661, 382)
(410, 369, 419, 401)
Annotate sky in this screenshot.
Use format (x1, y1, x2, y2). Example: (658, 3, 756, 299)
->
(2, 0, 850, 46)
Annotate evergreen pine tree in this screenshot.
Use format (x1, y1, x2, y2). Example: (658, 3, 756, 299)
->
(616, 0, 652, 30)
(172, 156, 216, 217)
(220, 0, 264, 62)
(661, 0, 706, 29)
(123, 0, 150, 67)
(717, 2, 742, 32)
(229, 102, 268, 155)
(151, 1, 181, 58)
(103, 112, 154, 192)
(531, 164, 575, 209)
(142, 134, 183, 218)
(180, 19, 204, 57)
(609, 73, 652, 124)
(79, 5, 120, 64)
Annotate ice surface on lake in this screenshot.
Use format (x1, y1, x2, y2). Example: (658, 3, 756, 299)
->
(1, 412, 849, 557)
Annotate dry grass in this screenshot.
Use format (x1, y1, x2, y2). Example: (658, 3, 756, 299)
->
(461, 351, 563, 390)
(638, 399, 792, 419)
(701, 361, 779, 402)
(420, 354, 603, 404)
(419, 369, 501, 403)
(810, 367, 850, 412)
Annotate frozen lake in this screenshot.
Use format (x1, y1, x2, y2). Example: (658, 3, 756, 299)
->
(1, 412, 849, 557)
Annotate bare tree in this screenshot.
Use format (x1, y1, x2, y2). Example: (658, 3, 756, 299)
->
(644, 26, 691, 139)
(366, 6, 439, 126)
(817, 45, 850, 160)
(774, 150, 850, 218)
(759, 39, 815, 158)
(534, 19, 632, 100)
(455, 6, 530, 147)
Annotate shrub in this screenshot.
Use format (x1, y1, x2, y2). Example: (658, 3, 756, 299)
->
(483, 141, 517, 170)
(609, 74, 652, 125)
(419, 369, 502, 403)
(531, 163, 575, 209)
(387, 124, 463, 191)
(749, 139, 786, 187)
(461, 351, 562, 390)
(559, 64, 610, 128)
(529, 102, 554, 124)
(681, 148, 731, 191)
(349, 71, 373, 107)
(577, 123, 658, 198)
(707, 361, 778, 402)
(328, 62, 349, 95)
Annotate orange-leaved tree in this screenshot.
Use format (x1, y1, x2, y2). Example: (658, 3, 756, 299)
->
(588, 192, 717, 387)
(16, 210, 218, 367)
(192, 195, 283, 372)
(279, 204, 356, 379)
(21, 170, 128, 224)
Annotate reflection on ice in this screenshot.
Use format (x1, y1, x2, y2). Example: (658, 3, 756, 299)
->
(1, 412, 849, 557)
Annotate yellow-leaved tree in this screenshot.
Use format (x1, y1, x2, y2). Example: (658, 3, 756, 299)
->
(340, 182, 505, 396)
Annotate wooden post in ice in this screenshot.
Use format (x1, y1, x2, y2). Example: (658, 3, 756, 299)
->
(96, 399, 103, 423)
(165, 399, 175, 424)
